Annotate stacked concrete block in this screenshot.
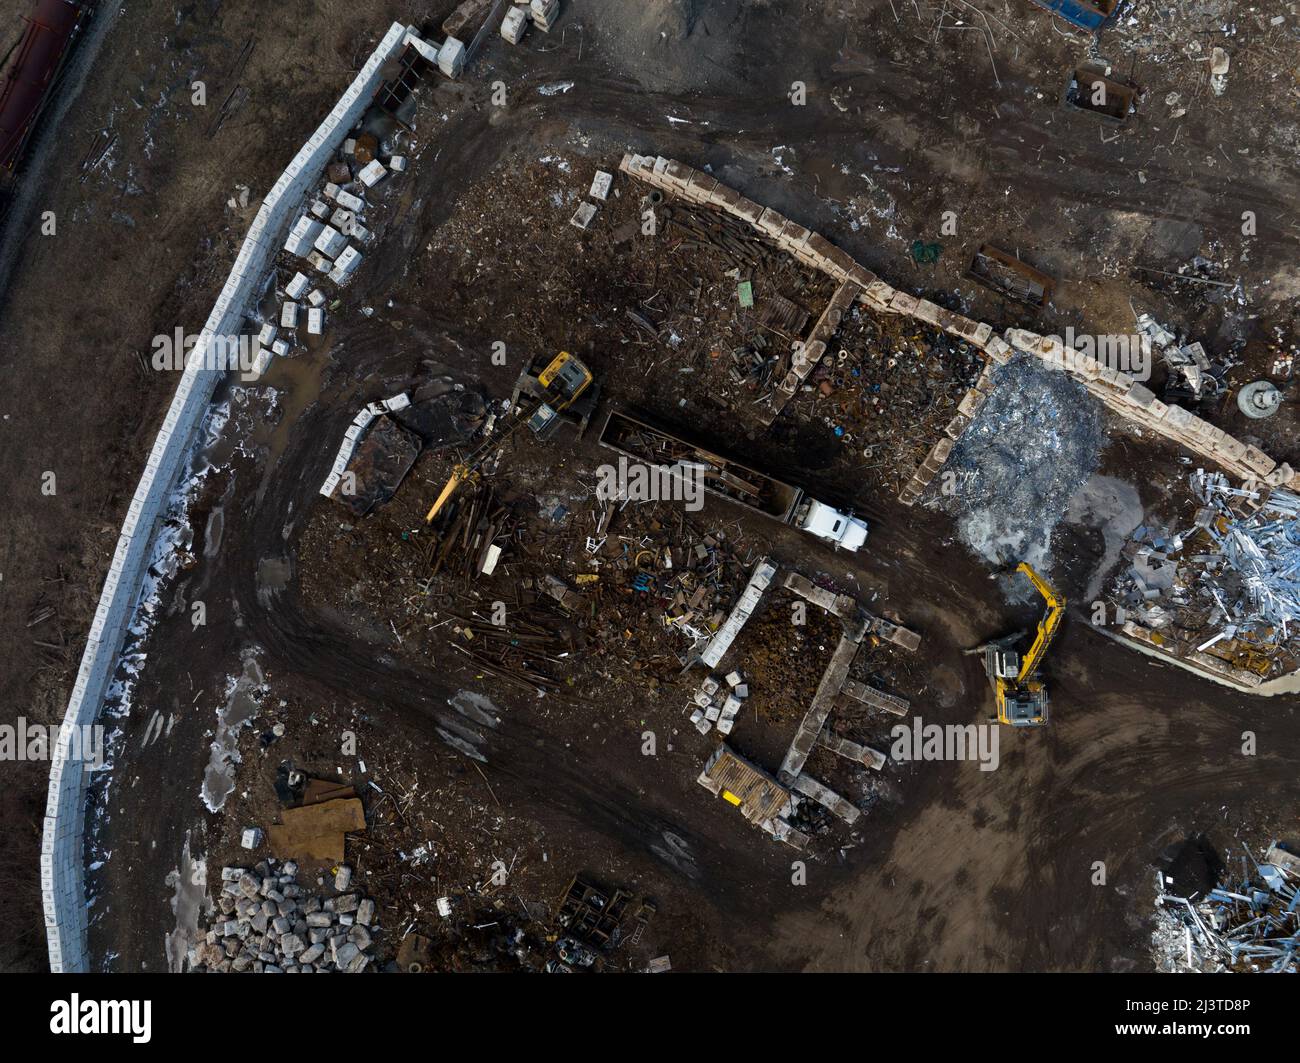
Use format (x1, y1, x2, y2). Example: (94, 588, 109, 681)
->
(358, 160, 388, 188)
(982, 334, 1015, 365)
(41, 19, 420, 976)
(934, 309, 994, 348)
(285, 272, 310, 300)
(501, 5, 530, 44)
(1242, 445, 1277, 481)
(589, 171, 613, 201)
(898, 436, 955, 507)
(860, 280, 895, 313)
(438, 37, 467, 78)
(912, 298, 943, 326)
(887, 290, 919, 316)
(943, 413, 970, 441)
(531, 0, 561, 31)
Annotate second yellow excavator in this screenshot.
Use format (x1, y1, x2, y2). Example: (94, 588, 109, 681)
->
(425, 351, 594, 524)
(968, 562, 1065, 727)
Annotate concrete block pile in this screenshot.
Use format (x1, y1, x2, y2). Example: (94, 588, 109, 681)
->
(266, 139, 411, 371)
(688, 670, 749, 737)
(191, 859, 379, 973)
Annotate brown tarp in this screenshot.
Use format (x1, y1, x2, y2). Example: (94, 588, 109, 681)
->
(266, 797, 366, 865)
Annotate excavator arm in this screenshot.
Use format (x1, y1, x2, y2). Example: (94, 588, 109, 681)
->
(424, 352, 596, 524)
(1014, 561, 1065, 683)
(425, 464, 474, 523)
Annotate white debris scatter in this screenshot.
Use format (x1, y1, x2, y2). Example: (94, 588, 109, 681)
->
(200, 653, 266, 813)
(537, 81, 574, 96)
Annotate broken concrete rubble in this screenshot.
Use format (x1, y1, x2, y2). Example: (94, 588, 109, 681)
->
(191, 857, 378, 973)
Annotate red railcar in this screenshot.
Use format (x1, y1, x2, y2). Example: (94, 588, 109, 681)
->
(0, 1, 92, 171)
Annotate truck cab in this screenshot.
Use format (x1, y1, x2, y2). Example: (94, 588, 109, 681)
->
(797, 499, 869, 552)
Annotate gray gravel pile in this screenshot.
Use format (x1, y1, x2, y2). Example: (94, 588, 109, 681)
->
(936, 356, 1105, 571)
(189, 858, 377, 973)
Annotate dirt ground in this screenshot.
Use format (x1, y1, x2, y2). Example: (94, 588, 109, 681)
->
(2, 0, 1299, 972)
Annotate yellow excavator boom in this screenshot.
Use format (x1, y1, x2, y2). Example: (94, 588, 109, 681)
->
(423, 352, 595, 525)
(1014, 561, 1065, 682)
(425, 464, 472, 523)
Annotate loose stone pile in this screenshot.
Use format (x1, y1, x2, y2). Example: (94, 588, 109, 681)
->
(190, 858, 378, 973)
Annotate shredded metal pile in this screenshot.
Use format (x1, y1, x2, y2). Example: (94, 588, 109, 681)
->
(1109, 472, 1300, 678)
(1193, 471, 1300, 638)
(1152, 844, 1300, 973)
(934, 356, 1105, 570)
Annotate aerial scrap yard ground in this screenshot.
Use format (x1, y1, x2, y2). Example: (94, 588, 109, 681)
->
(2, 0, 1299, 973)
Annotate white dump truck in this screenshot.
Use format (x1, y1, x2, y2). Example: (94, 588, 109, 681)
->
(794, 498, 869, 552)
(598, 409, 869, 552)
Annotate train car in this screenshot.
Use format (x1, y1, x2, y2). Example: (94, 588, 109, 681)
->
(0, 1, 94, 172)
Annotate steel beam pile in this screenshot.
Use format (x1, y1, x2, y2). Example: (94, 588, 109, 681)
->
(1193, 471, 1300, 638)
(1155, 845, 1300, 973)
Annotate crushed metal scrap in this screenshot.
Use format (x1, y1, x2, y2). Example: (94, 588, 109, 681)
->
(1108, 471, 1300, 680)
(1152, 843, 1300, 974)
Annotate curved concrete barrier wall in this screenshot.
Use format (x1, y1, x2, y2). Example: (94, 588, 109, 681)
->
(42, 20, 420, 973)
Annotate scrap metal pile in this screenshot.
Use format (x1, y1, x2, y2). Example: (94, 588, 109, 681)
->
(1153, 844, 1300, 974)
(936, 356, 1104, 568)
(1110, 470, 1300, 678)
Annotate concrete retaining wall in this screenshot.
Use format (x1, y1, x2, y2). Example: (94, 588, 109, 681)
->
(41, 21, 420, 974)
(617, 153, 1296, 502)
(1003, 328, 1293, 488)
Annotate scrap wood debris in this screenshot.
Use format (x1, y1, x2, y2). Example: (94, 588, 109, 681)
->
(1152, 843, 1300, 974)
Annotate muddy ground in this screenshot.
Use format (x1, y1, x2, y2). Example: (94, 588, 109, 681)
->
(1, 0, 1299, 972)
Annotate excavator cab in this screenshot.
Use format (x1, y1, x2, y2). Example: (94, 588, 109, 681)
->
(537, 350, 592, 404)
(528, 351, 594, 439)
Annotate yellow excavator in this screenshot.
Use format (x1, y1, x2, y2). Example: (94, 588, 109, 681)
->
(425, 351, 594, 524)
(968, 562, 1065, 727)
